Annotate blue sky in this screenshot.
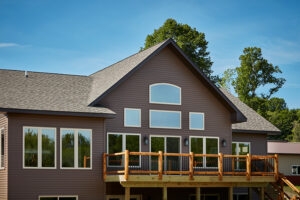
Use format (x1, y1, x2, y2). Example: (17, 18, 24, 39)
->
(0, 0, 300, 108)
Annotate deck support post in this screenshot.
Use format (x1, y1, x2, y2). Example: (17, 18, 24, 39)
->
(196, 187, 201, 200)
(125, 150, 129, 181)
(248, 187, 252, 200)
(189, 152, 194, 180)
(228, 187, 233, 200)
(274, 154, 279, 181)
(125, 187, 130, 200)
(260, 187, 264, 200)
(159, 151, 163, 180)
(163, 187, 167, 200)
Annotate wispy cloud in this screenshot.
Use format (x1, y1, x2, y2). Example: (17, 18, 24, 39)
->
(0, 43, 20, 48)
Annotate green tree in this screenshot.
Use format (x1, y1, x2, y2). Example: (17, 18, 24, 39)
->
(290, 121, 300, 142)
(232, 47, 285, 102)
(143, 18, 214, 79)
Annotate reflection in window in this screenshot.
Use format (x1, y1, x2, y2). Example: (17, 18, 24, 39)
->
(189, 112, 204, 130)
(232, 142, 250, 170)
(107, 133, 140, 167)
(150, 83, 181, 105)
(24, 127, 56, 168)
(150, 110, 181, 129)
(124, 108, 141, 127)
(191, 138, 203, 167)
(61, 129, 92, 169)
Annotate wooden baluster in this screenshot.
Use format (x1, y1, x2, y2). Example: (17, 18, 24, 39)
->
(246, 153, 251, 180)
(103, 153, 107, 181)
(158, 151, 163, 180)
(274, 154, 279, 181)
(218, 153, 223, 180)
(189, 152, 194, 180)
(125, 150, 129, 181)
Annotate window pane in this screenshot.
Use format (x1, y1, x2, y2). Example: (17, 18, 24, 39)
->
(126, 135, 139, 166)
(61, 130, 75, 168)
(238, 143, 249, 170)
(166, 137, 180, 171)
(24, 128, 38, 167)
(151, 137, 164, 170)
(190, 113, 204, 130)
(150, 110, 181, 129)
(191, 138, 203, 167)
(232, 143, 237, 155)
(125, 109, 141, 127)
(42, 129, 55, 168)
(108, 134, 122, 166)
(78, 130, 91, 168)
(150, 84, 180, 104)
(206, 138, 218, 167)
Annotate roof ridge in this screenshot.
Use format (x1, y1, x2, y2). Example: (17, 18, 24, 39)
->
(89, 39, 170, 76)
(0, 68, 89, 77)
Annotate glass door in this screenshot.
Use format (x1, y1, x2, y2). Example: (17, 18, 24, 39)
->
(150, 136, 164, 171)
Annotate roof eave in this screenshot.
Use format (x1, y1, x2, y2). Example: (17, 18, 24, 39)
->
(232, 129, 281, 135)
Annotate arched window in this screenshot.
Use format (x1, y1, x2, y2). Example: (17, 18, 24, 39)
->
(149, 83, 181, 105)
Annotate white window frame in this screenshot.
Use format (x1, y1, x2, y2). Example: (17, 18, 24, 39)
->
(292, 165, 300, 176)
(149, 83, 182, 105)
(189, 112, 205, 130)
(124, 108, 141, 127)
(189, 136, 219, 169)
(23, 126, 57, 169)
(0, 128, 4, 169)
(149, 109, 181, 129)
(107, 132, 141, 168)
(60, 128, 92, 170)
(39, 195, 78, 200)
(149, 135, 182, 171)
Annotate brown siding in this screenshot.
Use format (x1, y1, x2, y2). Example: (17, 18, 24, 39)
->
(232, 133, 267, 155)
(100, 46, 232, 155)
(7, 114, 105, 200)
(0, 114, 8, 200)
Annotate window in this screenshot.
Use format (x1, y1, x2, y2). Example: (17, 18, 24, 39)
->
(39, 196, 78, 200)
(233, 194, 248, 200)
(190, 137, 219, 168)
(124, 108, 141, 127)
(149, 83, 181, 105)
(23, 127, 56, 169)
(61, 129, 92, 169)
(232, 142, 250, 170)
(189, 112, 205, 130)
(150, 110, 181, 129)
(0, 128, 4, 169)
(292, 165, 300, 175)
(107, 133, 140, 167)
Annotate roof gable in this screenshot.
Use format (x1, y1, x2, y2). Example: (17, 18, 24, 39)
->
(89, 39, 246, 123)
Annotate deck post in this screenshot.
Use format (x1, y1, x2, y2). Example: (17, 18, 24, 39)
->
(125, 187, 130, 200)
(248, 188, 252, 200)
(159, 151, 163, 180)
(246, 153, 251, 180)
(189, 152, 194, 180)
(103, 153, 106, 181)
(228, 187, 233, 200)
(196, 187, 201, 200)
(125, 150, 129, 181)
(274, 154, 279, 181)
(260, 187, 264, 200)
(218, 153, 223, 180)
(163, 187, 167, 200)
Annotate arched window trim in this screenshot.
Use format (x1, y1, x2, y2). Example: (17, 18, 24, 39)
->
(149, 83, 182, 105)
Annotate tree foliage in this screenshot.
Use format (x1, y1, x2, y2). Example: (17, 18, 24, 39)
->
(290, 121, 300, 142)
(143, 18, 215, 80)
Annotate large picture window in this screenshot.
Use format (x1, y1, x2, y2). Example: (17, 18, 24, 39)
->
(232, 142, 250, 170)
(189, 112, 205, 130)
(150, 110, 181, 129)
(0, 128, 4, 169)
(124, 108, 141, 127)
(149, 83, 181, 105)
(107, 133, 140, 167)
(190, 137, 219, 168)
(23, 127, 56, 169)
(61, 129, 92, 169)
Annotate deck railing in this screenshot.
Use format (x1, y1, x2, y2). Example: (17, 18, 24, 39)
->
(102, 150, 279, 181)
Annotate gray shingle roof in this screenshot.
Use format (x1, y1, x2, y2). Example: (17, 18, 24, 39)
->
(0, 69, 115, 117)
(220, 88, 280, 134)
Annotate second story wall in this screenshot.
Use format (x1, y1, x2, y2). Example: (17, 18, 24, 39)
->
(100, 46, 232, 155)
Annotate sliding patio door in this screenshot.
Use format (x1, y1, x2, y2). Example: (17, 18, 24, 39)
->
(150, 136, 180, 171)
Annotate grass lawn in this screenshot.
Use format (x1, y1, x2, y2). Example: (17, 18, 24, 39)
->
(284, 185, 300, 194)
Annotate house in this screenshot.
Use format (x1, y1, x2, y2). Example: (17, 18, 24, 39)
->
(0, 39, 297, 200)
(268, 141, 300, 185)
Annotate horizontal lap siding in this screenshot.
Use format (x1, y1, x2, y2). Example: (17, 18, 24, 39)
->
(100, 46, 232, 156)
(0, 114, 8, 200)
(7, 114, 105, 200)
(276, 154, 300, 176)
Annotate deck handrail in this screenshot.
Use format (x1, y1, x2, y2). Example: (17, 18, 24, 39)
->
(102, 151, 279, 181)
